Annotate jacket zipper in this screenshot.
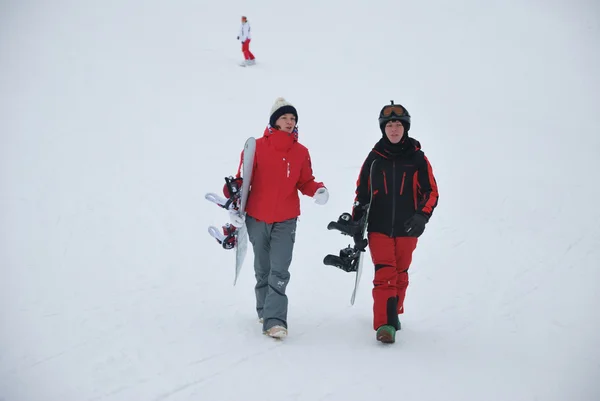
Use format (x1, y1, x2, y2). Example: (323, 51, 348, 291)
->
(400, 172, 406, 195)
(382, 170, 388, 194)
(413, 171, 418, 209)
(283, 157, 290, 178)
(391, 161, 396, 237)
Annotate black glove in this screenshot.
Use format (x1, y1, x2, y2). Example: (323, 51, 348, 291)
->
(353, 233, 368, 252)
(404, 214, 428, 237)
(351, 207, 368, 250)
(237, 36, 240, 40)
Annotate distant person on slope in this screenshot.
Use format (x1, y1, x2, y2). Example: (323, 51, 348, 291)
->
(237, 16, 255, 66)
(352, 101, 439, 344)
(227, 97, 329, 339)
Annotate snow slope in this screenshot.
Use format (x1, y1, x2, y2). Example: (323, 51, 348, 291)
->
(1, 1, 599, 400)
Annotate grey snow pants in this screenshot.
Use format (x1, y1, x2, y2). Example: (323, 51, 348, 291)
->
(245, 215, 297, 331)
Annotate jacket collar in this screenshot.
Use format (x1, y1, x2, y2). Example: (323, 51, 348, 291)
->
(262, 125, 298, 152)
(373, 136, 421, 159)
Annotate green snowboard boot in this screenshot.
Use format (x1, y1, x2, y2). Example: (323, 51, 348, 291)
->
(376, 325, 396, 344)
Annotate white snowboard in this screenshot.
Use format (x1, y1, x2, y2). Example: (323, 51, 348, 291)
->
(205, 137, 256, 285)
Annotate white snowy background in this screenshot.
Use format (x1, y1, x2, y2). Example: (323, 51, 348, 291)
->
(1, 1, 599, 400)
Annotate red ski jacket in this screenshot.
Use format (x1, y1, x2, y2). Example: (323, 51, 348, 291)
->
(235, 127, 324, 224)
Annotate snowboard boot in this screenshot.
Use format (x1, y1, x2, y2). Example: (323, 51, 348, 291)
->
(376, 325, 396, 344)
(240, 59, 255, 67)
(264, 325, 287, 339)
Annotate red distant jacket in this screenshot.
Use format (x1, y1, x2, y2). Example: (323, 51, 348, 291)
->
(236, 127, 324, 224)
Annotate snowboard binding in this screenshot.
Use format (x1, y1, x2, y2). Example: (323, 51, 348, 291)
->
(205, 176, 243, 212)
(208, 223, 237, 250)
(222, 176, 243, 210)
(326, 212, 363, 237)
(323, 212, 368, 273)
(327, 212, 368, 250)
(323, 246, 360, 272)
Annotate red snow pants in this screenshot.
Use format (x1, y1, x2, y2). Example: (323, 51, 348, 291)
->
(368, 232, 418, 330)
(242, 39, 255, 60)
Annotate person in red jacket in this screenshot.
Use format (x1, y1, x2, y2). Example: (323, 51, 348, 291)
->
(352, 101, 439, 344)
(229, 97, 328, 339)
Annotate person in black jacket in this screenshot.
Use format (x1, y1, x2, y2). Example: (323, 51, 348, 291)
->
(352, 101, 439, 344)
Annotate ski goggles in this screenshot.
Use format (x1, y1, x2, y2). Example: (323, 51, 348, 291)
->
(381, 105, 407, 118)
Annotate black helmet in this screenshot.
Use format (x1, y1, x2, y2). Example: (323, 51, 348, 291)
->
(378, 100, 411, 133)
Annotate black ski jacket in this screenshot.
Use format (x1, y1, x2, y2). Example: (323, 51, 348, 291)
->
(352, 136, 439, 237)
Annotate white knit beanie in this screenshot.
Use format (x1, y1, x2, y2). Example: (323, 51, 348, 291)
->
(269, 97, 298, 127)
